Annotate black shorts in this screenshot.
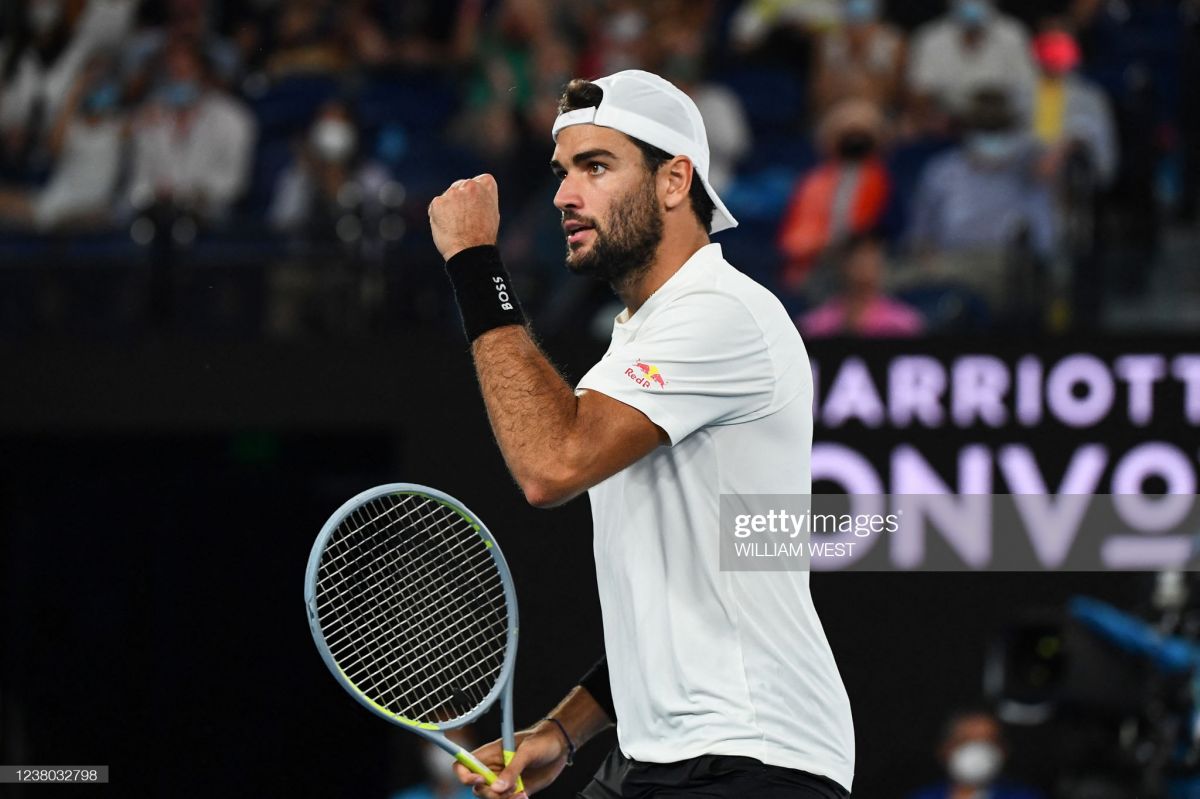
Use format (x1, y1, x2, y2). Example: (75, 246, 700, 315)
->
(577, 748, 850, 799)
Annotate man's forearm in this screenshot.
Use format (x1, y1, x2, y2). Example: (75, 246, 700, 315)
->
(471, 325, 581, 504)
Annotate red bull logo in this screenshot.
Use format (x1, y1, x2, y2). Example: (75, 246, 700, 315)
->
(626, 360, 666, 388)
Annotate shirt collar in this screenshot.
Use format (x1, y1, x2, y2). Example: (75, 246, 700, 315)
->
(613, 243, 723, 329)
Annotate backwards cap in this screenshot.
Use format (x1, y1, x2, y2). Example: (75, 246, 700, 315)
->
(551, 70, 738, 234)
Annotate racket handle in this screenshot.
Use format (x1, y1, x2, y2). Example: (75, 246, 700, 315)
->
(456, 750, 499, 784)
(502, 749, 525, 793)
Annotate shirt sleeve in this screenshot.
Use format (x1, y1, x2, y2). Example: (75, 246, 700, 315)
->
(575, 291, 777, 445)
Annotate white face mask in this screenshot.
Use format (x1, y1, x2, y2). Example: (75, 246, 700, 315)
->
(29, 0, 63, 35)
(968, 132, 1024, 164)
(420, 744, 458, 787)
(948, 741, 1003, 786)
(311, 118, 356, 163)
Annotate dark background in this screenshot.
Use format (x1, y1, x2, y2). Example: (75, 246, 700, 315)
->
(0, 0, 1197, 793)
(0, 334, 1176, 797)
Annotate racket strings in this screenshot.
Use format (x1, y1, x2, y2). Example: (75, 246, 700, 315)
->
(330, 505, 504, 679)
(318, 500, 483, 645)
(321, 498, 505, 720)
(320, 503, 498, 644)
(323, 498, 498, 701)
(330, 514, 504, 706)
(314, 493, 509, 724)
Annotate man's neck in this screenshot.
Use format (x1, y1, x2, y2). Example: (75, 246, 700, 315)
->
(614, 227, 711, 317)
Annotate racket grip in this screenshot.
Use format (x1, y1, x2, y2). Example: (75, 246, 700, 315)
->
(456, 750, 499, 784)
(502, 750, 525, 793)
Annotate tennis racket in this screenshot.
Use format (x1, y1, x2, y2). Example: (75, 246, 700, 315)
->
(305, 483, 524, 792)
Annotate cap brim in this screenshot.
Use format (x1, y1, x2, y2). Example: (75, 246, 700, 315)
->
(698, 171, 738, 234)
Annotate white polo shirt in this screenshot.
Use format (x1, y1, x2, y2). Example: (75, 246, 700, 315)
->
(575, 243, 855, 791)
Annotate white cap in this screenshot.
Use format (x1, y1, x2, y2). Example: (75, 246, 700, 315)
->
(551, 70, 738, 234)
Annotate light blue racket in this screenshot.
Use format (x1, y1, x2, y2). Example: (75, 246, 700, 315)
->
(305, 483, 523, 791)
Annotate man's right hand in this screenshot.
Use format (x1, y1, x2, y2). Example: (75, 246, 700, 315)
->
(454, 723, 570, 798)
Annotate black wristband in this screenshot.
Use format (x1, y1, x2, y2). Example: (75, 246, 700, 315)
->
(578, 655, 615, 721)
(443, 245, 527, 342)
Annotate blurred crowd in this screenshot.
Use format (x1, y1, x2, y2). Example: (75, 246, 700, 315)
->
(0, 0, 1197, 337)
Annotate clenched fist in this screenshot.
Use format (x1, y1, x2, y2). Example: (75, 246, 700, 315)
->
(428, 174, 501, 261)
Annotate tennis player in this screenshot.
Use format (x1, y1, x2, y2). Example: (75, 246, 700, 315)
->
(428, 70, 854, 798)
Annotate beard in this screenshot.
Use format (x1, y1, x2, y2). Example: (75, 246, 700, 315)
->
(564, 176, 663, 288)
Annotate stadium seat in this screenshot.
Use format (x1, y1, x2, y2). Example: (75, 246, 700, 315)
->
(893, 283, 992, 334)
(249, 75, 343, 139)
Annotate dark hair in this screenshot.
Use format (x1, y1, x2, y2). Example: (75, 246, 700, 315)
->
(836, 228, 886, 261)
(557, 79, 716, 232)
(938, 705, 1003, 748)
(962, 85, 1017, 132)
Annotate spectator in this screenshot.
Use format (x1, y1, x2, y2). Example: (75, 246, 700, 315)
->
(811, 0, 907, 117)
(576, 0, 716, 83)
(456, 0, 555, 160)
(71, 0, 140, 55)
(664, 54, 751, 192)
(127, 39, 255, 223)
(334, 0, 483, 70)
(1031, 29, 1117, 187)
(730, 0, 841, 58)
(585, 0, 654, 75)
(907, 0, 1036, 125)
(777, 97, 891, 290)
(120, 0, 244, 91)
(0, 58, 124, 231)
(907, 87, 1056, 259)
(799, 231, 925, 337)
(907, 708, 1044, 799)
(268, 99, 393, 237)
(0, 0, 94, 173)
(261, 0, 348, 78)
(452, 0, 562, 211)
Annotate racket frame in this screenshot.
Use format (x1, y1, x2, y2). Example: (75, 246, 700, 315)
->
(305, 483, 521, 785)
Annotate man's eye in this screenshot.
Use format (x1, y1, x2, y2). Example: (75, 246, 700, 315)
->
(552, 170, 566, 182)
(589, 163, 607, 175)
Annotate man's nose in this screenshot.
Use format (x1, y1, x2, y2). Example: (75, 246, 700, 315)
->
(554, 174, 581, 213)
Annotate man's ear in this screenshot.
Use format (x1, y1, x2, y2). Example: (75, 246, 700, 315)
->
(660, 156, 693, 212)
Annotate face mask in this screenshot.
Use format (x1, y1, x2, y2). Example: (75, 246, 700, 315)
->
(420, 744, 458, 786)
(845, 0, 879, 23)
(83, 83, 120, 116)
(311, 118, 357, 163)
(159, 80, 201, 109)
(968, 132, 1022, 163)
(955, 0, 992, 28)
(29, 0, 63, 35)
(948, 741, 1003, 786)
(837, 132, 877, 161)
(609, 10, 647, 43)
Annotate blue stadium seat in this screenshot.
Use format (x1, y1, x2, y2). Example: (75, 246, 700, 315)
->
(249, 75, 343, 139)
(893, 283, 992, 333)
(719, 217, 784, 291)
(355, 73, 459, 134)
(723, 165, 799, 224)
(241, 136, 297, 218)
(713, 67, 807, 131)
(739, 129, 817, 175)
